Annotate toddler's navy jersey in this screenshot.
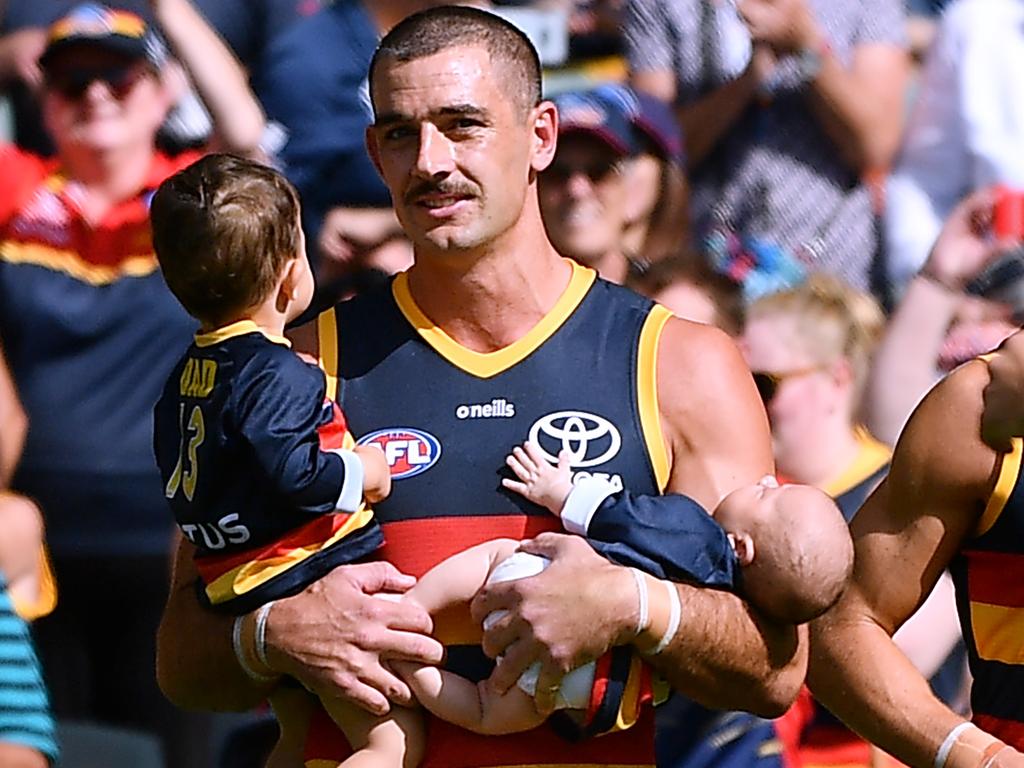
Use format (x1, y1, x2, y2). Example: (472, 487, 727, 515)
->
(153, 320, 381, 613)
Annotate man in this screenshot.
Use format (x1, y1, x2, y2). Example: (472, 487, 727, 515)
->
(0, 3, 265, 765)
(156, 8, 806, 767)
(539, 88, 636, 284)
(808, 192, 1024, 767)
(626, 0, 908, 294)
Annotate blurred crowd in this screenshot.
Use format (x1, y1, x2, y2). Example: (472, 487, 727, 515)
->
(0, 0, 1018, 766)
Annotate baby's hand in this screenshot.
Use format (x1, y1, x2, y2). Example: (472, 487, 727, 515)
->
(354, 444, 391, 503)
(501, 442, 572, 515)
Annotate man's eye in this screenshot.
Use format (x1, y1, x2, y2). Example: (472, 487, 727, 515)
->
(384, 126, 416, 141)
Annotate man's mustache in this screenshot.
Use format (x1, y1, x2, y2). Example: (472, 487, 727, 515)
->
(405, 180, 478, 204)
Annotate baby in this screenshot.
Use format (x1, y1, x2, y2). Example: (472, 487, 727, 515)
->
(381, 442, 853, 741)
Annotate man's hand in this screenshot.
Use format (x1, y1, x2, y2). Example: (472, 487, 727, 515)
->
(263, 561, 444, 715)
(470, 533, 638, 714)
(318, 207, 404, 273)
(354, 444, 391, 504)
(738, 0, 821, 55)
(982, 331, 1024, 452)
(0, 28, 46, 90)
(986, 746, 1024, 768)
(921, 188, 1007, 291)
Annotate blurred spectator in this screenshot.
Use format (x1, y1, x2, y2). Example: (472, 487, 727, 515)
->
(539, 88, 636, 283)
(593, 83, 690, 267)
(0, 572, 57, 768)
(885, 0, 1024, 290)
(869, 189, 1018, 446)
(0, 3, 265, 765)
(629, 253, 744, 336)
(743, 274, 964, 767)
(626, 0, 909, 296)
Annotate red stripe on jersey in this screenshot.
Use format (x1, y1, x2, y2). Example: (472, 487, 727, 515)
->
(965, 550, 1024, 608)
(974, 713, 1024, 751)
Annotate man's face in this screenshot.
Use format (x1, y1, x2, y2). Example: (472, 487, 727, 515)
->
(538, 134, 628, 266)
(367, 46, 545, 257)
(42, 46, 168, 155)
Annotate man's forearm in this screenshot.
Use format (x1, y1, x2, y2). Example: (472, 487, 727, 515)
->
(809, 613, 963, 767)
(156, 538, 272, 712)
(646, 583, 805, 717)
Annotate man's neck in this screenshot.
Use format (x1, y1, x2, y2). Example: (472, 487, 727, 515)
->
(62, 143, 156, 222)
(578, 248, 628, 286)
(406, 220, 570, 353)
(778, 416, 863, 490)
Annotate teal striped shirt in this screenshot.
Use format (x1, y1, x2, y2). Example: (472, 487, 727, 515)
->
(0, 574, 57, 763)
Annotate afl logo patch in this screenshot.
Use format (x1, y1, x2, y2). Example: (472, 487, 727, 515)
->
(528, 411, 621, 468)
(357, 428, 441, 480)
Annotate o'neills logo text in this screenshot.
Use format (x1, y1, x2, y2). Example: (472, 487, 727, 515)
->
(455, 399, 516, 420)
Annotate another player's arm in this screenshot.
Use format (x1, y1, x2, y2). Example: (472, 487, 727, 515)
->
(641, 318, 802, 715)
(809, 361, 1016, 767)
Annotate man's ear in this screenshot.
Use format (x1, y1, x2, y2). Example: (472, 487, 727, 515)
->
(731, 532, 755, 566)
(530, 100, 559, 173)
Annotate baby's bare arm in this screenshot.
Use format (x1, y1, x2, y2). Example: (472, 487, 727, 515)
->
(320, 695, 424, 768)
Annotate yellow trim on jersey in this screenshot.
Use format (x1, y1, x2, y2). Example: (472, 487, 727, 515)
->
(317, 308, 339, 402)
(976, 438, 1023, 538)
(391, 260, 596, 379)
(611, 654, 645, 733)
(204, 505, 375, 604)
(821, 427, 891, 498)
(0, 240, 157, 285)
(637, 305, 672, 493)
(194, 320, 290, 348)
(969, 601, 1024, 663)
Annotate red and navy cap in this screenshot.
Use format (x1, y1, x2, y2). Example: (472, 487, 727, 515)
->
(593, 83, 685, 166)
(552, 89, 638, 157)
(39, 4, 162, 72)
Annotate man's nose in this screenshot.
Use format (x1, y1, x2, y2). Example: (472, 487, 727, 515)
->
(415, 123, 456, 178)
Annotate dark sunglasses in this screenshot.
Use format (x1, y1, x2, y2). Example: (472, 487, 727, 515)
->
(751, 366, 825, 404)
(544, 159, 623, 184)
(45, 62, 150, 101)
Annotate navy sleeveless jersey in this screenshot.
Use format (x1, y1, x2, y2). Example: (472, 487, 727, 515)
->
(305, 260, 672, 768)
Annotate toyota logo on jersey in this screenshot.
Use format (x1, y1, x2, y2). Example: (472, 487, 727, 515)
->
(528, 411, 622, 467)
(357, 428, 442, 479)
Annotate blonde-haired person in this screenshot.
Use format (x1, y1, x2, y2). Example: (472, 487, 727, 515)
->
(743, 274, 964, 768)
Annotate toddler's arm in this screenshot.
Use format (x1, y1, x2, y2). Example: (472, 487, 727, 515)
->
(320, 695, 424, 768)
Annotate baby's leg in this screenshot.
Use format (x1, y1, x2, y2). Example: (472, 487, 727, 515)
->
(392, 661, 545, 736)
(321, 696, 424, 768)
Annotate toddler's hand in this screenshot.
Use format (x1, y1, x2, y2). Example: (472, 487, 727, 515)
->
(355, 444, 391, 503)
(502, 442, 572, 515)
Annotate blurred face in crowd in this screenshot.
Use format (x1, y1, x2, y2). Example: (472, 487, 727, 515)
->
(42, 46, 169, 156)
(539, 134, 628, 265)
(651, 278, 719, 329)
(367, 45, 554, 260)
(742, 311, 851, 472)
(623, 151, 662, 228)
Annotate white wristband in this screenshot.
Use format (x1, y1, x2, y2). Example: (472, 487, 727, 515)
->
(254, 601, 275, 670)
(936, 722, 976, 768)
(630, 568, 649, 637)
(647, 580, 681, 656)
(232, 613, 276, 683)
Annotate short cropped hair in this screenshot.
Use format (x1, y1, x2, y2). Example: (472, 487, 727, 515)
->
(151, 154, 301, 328)
(369, 6, 542, 115)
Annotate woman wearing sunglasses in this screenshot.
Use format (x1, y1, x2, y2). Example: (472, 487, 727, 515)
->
(742, 274, 965, 768)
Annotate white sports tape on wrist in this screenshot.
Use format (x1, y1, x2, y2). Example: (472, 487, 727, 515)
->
(649, 580, 681, 655)
(935, 722, 976, 768)
(254, 601, 275, 670)
(630, 568, 649, 637)
(232, 614, 275, 683)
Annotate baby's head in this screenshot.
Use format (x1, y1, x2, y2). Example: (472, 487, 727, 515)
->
(151, 154, 313, 329)
(715, 477, 853, 624)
